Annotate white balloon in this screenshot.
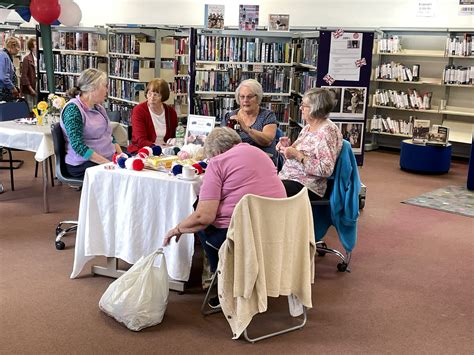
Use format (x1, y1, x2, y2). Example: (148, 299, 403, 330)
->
(58, 1, 82, 26)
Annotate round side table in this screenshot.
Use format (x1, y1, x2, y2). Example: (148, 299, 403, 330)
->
(400, 139, 452, 174)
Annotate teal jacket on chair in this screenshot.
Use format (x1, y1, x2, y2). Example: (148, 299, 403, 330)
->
(313, 140, 361, 253)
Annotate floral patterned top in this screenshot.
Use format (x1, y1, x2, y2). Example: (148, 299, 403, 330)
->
(279, 120, 343, 197)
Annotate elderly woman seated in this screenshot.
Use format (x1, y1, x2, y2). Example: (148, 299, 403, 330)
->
(278, 88, 343, 200)
(220, 79, 278, 164)
(163, 127, 286, 274)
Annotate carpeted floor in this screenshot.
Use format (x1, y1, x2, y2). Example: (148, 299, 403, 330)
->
(1, 149, 473, 354)
(402, 185, 474, 218)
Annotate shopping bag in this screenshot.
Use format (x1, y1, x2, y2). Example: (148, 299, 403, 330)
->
(99, 249, 169, 331)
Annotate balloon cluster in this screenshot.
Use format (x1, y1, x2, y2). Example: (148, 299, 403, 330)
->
(171, 161, 208, 176)
(30, 0, 82, 26)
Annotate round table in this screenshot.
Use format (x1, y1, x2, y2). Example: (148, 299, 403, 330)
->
(399, 139, 452, 174)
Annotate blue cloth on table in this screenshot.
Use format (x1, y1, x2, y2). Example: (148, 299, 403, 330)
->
(313, 140, 361, 253)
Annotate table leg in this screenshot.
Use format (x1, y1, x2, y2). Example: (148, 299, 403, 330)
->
(42, 160, 49, 213)
(92, 257, 185, 292)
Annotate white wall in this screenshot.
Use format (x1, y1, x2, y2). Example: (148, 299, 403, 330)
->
(70, 0, 473, 29)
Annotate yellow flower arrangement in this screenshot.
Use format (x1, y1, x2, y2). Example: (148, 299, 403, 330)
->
(33, 95, 67, 125)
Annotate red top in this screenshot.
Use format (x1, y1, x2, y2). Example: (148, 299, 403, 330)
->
(127, 101, 178, 154)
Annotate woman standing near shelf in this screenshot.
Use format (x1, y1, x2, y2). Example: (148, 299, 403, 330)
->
(20, 38, 37, 110)
(220, 79, 278, 164)
(61, 68, 122, 178)
(0, 37, 20, 102)
(127, 78, 178, 154)
(278, 88, 342, 200)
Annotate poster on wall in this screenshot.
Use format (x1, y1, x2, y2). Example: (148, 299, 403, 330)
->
(335, 122, 365, 154)
(239, 5, 259, 31)
(323, 86, 366, 119)
(416, 1, 436, 17)
(268, 14, 289, 31)
(204, 4, 225, 29)
(328, 31, 363, 81)
(459, 0, 474, 15)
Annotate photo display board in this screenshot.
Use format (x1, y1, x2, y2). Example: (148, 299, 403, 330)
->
(317, 30, 374, 166)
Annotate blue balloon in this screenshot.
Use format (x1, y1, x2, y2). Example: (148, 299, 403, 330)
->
(15, 8, 31, 22)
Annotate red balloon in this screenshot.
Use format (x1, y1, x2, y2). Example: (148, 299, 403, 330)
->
(30, 0, 61, 25)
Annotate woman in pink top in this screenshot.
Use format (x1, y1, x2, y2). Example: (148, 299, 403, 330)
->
(163, 127, 286, 273)
(278, 88, 343, 200)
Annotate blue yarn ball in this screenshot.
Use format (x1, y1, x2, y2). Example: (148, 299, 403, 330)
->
(173, 147, 181, 155)
(198, 161, 207, 169)
(172, 164, 183, 176)
(152, 145, 162, 156)
(117, 156, 127, 169)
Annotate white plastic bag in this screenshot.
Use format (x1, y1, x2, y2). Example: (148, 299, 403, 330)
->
(99, 249, 169, 331)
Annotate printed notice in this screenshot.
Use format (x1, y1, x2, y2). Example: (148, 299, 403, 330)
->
(416, 1, 436, 17)
(459, 0, 474, 15)
(185, 115, 216, 146)
(328, 32, 363, 81)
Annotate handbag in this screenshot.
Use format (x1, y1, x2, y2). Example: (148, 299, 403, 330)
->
(99, 249, 169, 331)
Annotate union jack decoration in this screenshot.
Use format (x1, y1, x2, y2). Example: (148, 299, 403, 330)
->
(355, 58, 367, 67)
(323, 74, 335, 85)
(332, 28, 344, 39)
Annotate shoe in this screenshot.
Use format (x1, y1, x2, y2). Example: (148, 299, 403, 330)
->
(208, 295, 221, 309)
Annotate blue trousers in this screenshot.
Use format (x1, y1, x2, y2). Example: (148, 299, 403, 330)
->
(197, 225, 228, 273)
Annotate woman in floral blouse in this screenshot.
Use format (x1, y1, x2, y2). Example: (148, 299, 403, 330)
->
(278, 88, 343, 200)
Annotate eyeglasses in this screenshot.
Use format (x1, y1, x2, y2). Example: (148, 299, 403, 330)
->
(239, 94, 257, 101)
(147, 91, 160, 98)
(300, 103, 311, 109)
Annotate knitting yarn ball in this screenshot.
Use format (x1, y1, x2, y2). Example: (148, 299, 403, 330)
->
(172, 164, 183, 176)
(138, 146, 153, 157)
(112, 152, 128, 164)
(177, 150, 190, 160)
(198, 161, 207, 170)
(125, 157, 145, 171)
(192, 163, 204, 175)
(117, 156, 127, 169)
(152, 145, 162, 156)
(173, 147, 181, 155)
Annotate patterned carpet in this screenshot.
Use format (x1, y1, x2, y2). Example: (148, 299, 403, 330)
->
(402, 185, 474, 218)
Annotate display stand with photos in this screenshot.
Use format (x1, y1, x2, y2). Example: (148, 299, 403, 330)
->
(367, 28, 473, 158)
(317, 30, 374, 166)
(184, 114, 216, 145)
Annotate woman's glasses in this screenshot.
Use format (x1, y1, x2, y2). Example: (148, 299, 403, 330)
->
(300, 103, 311, 110)
(239, 94, 256, 101)
(147, 91, 160, 98)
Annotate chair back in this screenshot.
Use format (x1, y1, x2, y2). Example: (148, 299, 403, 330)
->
(50, 122, 83, 186)
(0, 101, 30, 122)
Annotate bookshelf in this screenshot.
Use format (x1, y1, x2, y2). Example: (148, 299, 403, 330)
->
(38, 26, 108, 95)
(192, 29, 295, 128)
(367, 28, 473, 157)
(106, 26, 190, 126)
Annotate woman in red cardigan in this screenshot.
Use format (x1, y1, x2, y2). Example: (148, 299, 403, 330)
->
(127, 78, 178, 154)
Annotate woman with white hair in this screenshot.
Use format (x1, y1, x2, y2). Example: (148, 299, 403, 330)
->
(60, 68, 122, 178)
(220, 79, 278, 163)
(163, 127, 286, 274)
(278, 88, 343, 200)
(0, 37, 21, 102)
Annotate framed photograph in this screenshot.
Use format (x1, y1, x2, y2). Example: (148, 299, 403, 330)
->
(341, 87, 366, 119)
(337, 122, 364, 154)
(204, 4, 225, 30)
(268, 14, 289, 31)
(239, 5, 259, 31)
(185, 114, 216, 146)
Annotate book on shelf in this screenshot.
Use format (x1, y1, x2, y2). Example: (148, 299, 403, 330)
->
(412, 119, 430, 144)
(204, 4, 225, 29)
(268, 14, 289, 31)
(239, 4, 259, 31)
(426, 125, 450, 146)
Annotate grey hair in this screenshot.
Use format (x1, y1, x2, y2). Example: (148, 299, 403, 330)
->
(304, 88, 335, 119)
(235, 79, 263, 105)
(204, 127, 242, 158)
(67, 68, 107, 98)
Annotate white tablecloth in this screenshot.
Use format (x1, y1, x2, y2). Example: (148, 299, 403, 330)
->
(0, 121, 53, 162)
(71, 164, 202, 282)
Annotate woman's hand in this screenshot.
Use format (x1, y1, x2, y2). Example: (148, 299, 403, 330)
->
(163, 225, 183, 246)
(235, 113, 250, 133)
(284, 147, 303, 162)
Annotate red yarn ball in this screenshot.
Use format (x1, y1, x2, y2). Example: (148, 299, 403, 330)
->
(192, 163, 204, 175)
